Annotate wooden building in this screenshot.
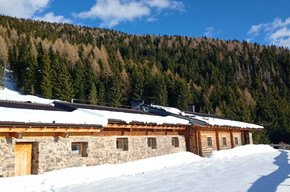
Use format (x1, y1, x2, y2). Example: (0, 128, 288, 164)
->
(0, 100, 262, 177)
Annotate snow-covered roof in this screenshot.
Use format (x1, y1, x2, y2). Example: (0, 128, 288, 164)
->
(0, 69, 263, 129)
(145, 105, 263, 129)
(0, 100, 190, 126)
(187, 114, 263, 129)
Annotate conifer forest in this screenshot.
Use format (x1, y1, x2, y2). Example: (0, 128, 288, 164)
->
(0, 15, 289, 143)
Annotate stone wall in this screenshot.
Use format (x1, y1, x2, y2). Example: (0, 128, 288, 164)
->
(0, 135, 186, 177)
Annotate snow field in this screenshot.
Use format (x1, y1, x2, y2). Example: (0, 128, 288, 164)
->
(1, 145, 288, 192)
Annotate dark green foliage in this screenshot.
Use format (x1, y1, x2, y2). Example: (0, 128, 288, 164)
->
(0, 15, 289, 143)
(22, 54, 38, 95)
(88, 83, 98, 105)
(175, 78, 192, 111)
(98, 82, 106, 105)
(130, 66, 144, 100)
(40, 54, 53, 98)
(108, 73, 123, 107)
(253, 129, 270, 144)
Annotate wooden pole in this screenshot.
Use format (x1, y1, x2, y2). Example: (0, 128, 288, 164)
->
(215, 129, 220, 151)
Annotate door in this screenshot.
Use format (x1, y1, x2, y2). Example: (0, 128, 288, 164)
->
(15, 143, 32, 176)
(242, 132, 250, 145)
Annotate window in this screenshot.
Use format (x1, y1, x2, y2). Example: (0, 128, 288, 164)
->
(207, 137, 212, 148)
(71, 142, 88, 157)
(222, 137, 227, 147)
(148, 138, 157, 149)
(234, 137, 239, 146)
(172, 137, 179, 147)
(116, 138, 128, 151)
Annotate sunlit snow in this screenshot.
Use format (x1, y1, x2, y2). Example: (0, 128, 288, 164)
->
(0, 145, 289, 192)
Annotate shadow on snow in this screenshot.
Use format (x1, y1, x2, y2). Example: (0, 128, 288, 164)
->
(248, 150, 290, 192)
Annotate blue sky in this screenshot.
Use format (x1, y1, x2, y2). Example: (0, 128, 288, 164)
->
(0, 0, 290, 48)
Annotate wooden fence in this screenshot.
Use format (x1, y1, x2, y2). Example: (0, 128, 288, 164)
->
(270, 143, 290, 150)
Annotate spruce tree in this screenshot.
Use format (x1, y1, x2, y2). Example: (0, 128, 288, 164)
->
(98, 82, 105, 105)
(89, 83, 98, 105)
(130, 66, 144, 100)
(40, 54, 53, 98)
(54, 60, 74, 101)
(108, 73, 122, 107)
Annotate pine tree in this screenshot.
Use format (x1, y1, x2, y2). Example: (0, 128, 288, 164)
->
(54, 60, 74, 101)
(151, 75, 168, 106)
(98, 82, 105, 105)
(130, 66, 144, 100)
(88, 83, 98, 105)
(175, 78, 192, 111)
(22, 54, 38, 95)
(40, 54, 53, 98)
(73, 60, 86, 101)
(108, 73, 122, 107)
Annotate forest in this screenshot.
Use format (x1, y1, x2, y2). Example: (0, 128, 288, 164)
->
(0, 15, 289, 143)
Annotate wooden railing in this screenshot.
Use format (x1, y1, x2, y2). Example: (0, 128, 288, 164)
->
(270, 143, 290, 150)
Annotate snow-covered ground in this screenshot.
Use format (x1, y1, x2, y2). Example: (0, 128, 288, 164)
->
(0, 69, 55, 104)
(0, 145, 289, 192)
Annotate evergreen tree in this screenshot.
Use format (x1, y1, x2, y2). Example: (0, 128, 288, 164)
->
(130, 66, 144, 100)
(40, 54, 53, 98)
(108, 73, 122, 107)
(175, 78, 192, 111)
(88, 83, 98, 105)
(22, 54, 38, 95)
(54, 60, 74, 101)
(151, 74, 168, 106)
(98, 82, 106, 105)
(73, 60, 86, 101)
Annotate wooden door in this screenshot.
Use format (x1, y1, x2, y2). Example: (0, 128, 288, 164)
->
(15, 143, 32, 176)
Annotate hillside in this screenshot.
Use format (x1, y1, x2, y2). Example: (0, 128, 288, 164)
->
(0, 15, 289, 143)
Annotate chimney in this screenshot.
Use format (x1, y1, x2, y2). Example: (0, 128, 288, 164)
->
(189, 104, 195, 112)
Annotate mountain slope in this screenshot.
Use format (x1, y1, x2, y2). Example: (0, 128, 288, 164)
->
(0, 15, 289, 143)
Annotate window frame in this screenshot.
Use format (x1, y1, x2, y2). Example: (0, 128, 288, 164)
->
(222, 136, 227, 147)
(172, 137, 179, 148)
(147, 137, 157, 149)
(207, 137, 213, 148)
(116, 138, 128, 151)
(234, 136, 239, 146)
(71, 142, 83, 156)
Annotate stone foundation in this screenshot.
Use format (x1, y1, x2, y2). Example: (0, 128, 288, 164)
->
(0, 135, 186, 177)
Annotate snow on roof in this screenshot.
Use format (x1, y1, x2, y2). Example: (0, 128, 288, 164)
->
(0, 107, 108, 126)
(149, 104, 185, 115)
(189, 114, 263, 129)
(77, 108, 190, 126)
(0, 104, 190, 126)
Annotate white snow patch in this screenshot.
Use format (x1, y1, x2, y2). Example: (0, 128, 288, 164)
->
(0, 152, 203, 192)
(150, 104, 185, 115)
(82, 108, 190, 125)
(0, 145, 288, 192)
(0, 107, 108, 126)
(0, 69, 55, 104)
(208, 144, 277, 159)
(190, 114, 264, 129)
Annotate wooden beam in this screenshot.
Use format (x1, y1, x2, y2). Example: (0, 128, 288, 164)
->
(230, 130, 234, 148)
(105, 123, 187, 130)
(215, 129, 220, 151)
(0, 127, 102, 133)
